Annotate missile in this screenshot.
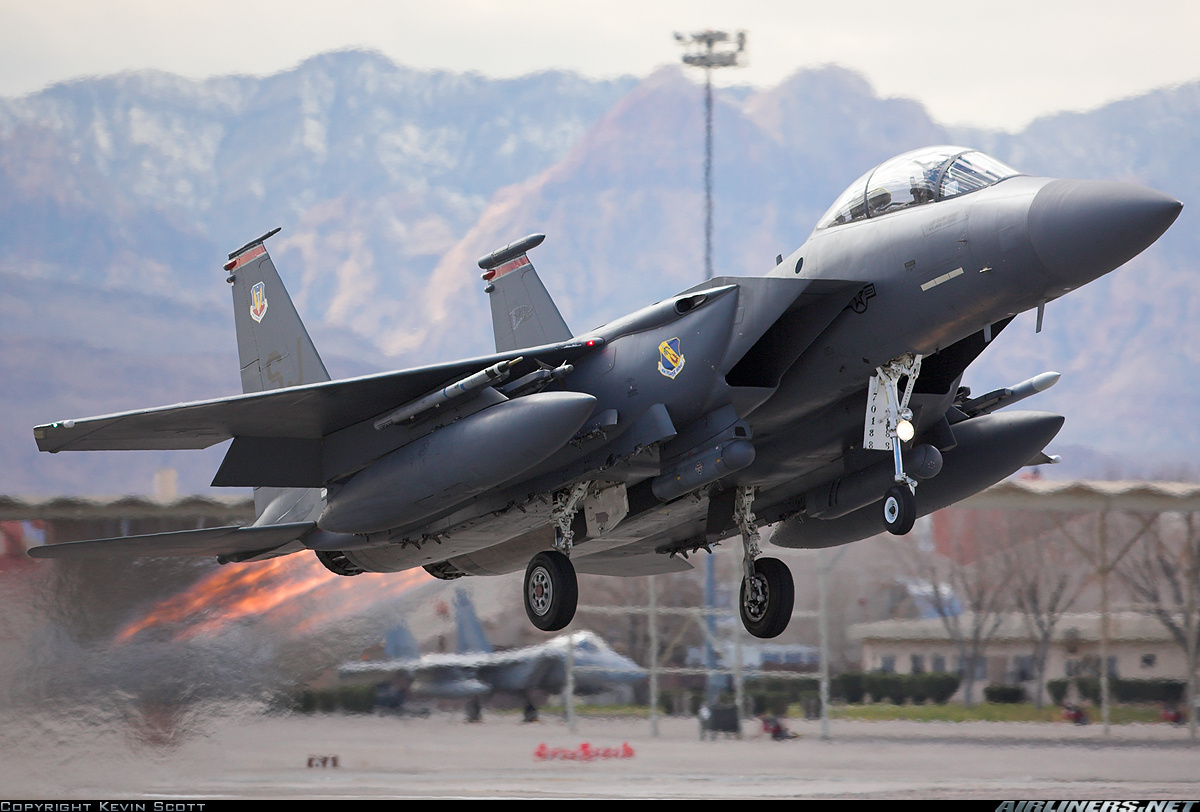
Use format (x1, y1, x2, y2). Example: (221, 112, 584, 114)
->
(959, 371, 1060, 417)
(500, 362, 574, 398)
(374, 357, 523, 430)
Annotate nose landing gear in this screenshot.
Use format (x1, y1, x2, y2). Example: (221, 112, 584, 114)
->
(882, 483, 917, 536)
(866, 353, 924, 536)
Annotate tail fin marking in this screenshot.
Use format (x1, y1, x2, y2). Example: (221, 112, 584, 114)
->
(479, 233, 572, 353)
(225, 229, 330, 394)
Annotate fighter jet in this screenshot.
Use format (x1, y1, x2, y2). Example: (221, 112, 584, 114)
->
(30, 146, 1181, 639)
(342, 590, 644, 719)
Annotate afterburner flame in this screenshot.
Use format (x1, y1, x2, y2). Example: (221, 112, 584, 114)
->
(116, 554, 430, 643)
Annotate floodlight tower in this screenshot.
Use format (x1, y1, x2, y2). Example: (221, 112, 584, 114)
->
(675, 29, 746, 279)
(675, 29, 747, 710)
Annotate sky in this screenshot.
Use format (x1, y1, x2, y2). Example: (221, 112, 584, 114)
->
(1, 1, 1199, 131)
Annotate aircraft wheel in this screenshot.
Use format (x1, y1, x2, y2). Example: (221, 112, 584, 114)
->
(739, 557, 794, 639)
(882, 484, 917, 535)
(524, 550, 578, 632)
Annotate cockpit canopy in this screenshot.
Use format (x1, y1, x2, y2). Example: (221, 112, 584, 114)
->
(815, 147, 1022, 230)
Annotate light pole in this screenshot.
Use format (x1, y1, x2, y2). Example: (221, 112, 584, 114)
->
(675, 30, 746, 711)
(674, 29, 746, 280)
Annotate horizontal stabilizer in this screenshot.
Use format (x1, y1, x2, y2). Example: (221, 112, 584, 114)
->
(26, 521, 315, 559)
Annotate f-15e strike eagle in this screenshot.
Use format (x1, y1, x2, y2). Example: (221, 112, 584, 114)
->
(340, 590, 644, 720)
(31, 146, 1182, 639)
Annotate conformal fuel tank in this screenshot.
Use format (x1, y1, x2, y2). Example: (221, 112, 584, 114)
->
(319, 391, 597, 534)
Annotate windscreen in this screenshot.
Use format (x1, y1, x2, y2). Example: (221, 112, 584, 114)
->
(815, 147, 1022, 230)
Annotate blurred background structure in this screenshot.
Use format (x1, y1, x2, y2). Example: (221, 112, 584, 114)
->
(4, 475, 1199, 743)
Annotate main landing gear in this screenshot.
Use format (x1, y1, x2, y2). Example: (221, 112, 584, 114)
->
(735, 486, 794, 639)
(522, 482, 800, 638)
(524, 550, 578, 631)
(523, 482, 588, 631)
(740, 557, 794, 639)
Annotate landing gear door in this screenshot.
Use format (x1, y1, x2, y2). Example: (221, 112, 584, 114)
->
(584, 483, 629, 537)
(863, 375, 892, 451)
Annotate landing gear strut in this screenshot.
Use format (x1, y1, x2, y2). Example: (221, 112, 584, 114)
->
(524, 482, 589, 632)
(867, 354, 923, 536)
(734, 486, 794, 639)
(552, 481, 590, 555)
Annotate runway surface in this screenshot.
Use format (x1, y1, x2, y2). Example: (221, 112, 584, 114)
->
(4, 711, 1199, 799)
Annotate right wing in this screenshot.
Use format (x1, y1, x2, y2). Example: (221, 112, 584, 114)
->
(26, 522, 315, 561)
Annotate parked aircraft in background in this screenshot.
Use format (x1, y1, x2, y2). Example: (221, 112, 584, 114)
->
(31, 146, 1181, 639)
(341, 589, 643, 719)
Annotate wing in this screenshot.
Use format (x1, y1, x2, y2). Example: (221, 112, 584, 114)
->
(33, 340, 598, 455)
(26, 522, 314, 560)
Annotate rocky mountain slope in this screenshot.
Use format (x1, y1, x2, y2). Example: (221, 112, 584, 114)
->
(2, 50, 1196, 494)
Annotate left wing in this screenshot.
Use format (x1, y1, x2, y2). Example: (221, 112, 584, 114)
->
(34, 340, 599, 454)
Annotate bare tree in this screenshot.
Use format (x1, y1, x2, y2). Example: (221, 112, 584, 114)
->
(1118, 512, 1200, 739)
(1055, 510, 1157, 732)
(896, 512, 1013, 707)
(1002, 525, 1088, 708)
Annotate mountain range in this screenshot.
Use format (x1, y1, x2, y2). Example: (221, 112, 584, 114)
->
(2, 49, 1196, 495)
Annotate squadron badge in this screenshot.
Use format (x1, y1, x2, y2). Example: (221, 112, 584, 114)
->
(250, 281, 268, 323)
(658, 337, 685, 379)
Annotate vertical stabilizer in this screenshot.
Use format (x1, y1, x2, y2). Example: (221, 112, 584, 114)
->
(454, 589, 494, 654)
(221, 229, 330, 523)
(479, 233, 572, 352)
(224, 228, 330, 394)
(384, 624, 422, 660)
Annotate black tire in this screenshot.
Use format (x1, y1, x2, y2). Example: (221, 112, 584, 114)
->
(739, 557, 794, 639)
(882, 484, 917, 535)
(523, 550, 578, 631)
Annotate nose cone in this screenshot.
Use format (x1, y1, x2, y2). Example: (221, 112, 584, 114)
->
(1028, 179, 1181, 286)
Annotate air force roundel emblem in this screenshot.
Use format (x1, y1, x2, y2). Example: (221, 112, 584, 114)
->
(658, 337, 685, 379)
(250, 281, 268, 323)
